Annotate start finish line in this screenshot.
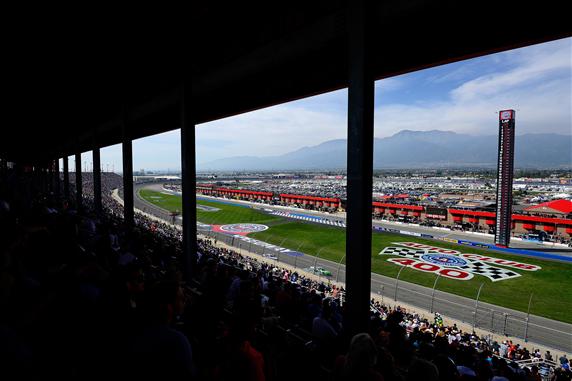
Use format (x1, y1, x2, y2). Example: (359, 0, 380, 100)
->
(380, 242, 541, 282)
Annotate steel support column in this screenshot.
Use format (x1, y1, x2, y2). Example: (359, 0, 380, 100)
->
(75, 152, 82, 210)
(46, 161, 52, 194)
(44, 165, 49, 194)
(345, 0, 374, 336)
(54, 159, 60, 198)
(49, 161, 55, 193)
(63, 157, 70, 199)
(180, 82, 198, 281)
(122, 134, 134, 229)
(0, 158, 6, 192)
(35, 166, 43, 194)
(93, 147, 102, 213)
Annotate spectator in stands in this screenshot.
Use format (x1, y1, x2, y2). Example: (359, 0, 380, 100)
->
(500, 341, 509, 358)
(2, 172, 567, 381)
(432, 354, 459, 381)
(406, 358, 438, 381)
(216, 285, 265, 381)
(545, 350, 554, 361)
(122, 280, 195, 379)
(334, 333, 383, 381)
(551, 367, 569, 381)
(493, 357, 515, 381)
(560, 354, 570, 370)
(312, 298, 339, 342)
(530, 365, 542, 381)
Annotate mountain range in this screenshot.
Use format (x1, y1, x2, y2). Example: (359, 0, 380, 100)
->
(197, 130, 571, 170)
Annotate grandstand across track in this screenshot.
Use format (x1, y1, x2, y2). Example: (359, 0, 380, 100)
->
(131, 182, 572, 353)
(139, 183, 572, 258)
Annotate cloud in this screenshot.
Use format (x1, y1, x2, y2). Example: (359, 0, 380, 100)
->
(99, 144, 124, 172)
(451, 44, 570, 102)
(106, 38, 570, 169)
(195, 79, 407, 162)
(426, 62, 482, 84)
(375, 77, 404, 93)
(197, 100, 347, 162)
(375, 38, 571, 137)
(199, 35, 570, 161)
(132, 131, 182, 171)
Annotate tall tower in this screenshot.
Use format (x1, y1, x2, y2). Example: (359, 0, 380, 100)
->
(495, 109, 516, 247)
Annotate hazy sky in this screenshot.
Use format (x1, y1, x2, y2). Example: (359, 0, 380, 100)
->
(65, 37, 571, 172)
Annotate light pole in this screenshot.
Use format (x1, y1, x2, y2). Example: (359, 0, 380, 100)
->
(276, 237, 288, 264)
(503, 313, 509, 336)
(394, 265, 408, 302)
(313, 247, 327, 269)
(262, 234, 274, 257)
(430, 273, 442, 313)
(313, 247, 328, 281)
(524, 293, 533, 342)
(293, 242, 303, 268)
(473, 282, 485, 333)
(335, 254, 346, 283)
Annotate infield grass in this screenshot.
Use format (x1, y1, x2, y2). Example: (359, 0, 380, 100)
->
(140, 189, 572, 323)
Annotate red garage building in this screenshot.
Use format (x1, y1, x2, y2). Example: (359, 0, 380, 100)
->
(280, 193, 341, 210)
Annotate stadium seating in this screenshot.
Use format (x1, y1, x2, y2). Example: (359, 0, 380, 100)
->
(0, 172, 568, 380)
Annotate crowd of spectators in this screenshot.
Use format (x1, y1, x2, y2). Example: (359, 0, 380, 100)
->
(190, 179, 572, 246)
(0, 172, 570, 380)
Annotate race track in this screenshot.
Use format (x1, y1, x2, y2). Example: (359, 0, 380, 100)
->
(131, 182, 572, 353)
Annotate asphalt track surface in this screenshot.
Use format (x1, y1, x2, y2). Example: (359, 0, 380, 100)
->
(132, 183, 572, 353)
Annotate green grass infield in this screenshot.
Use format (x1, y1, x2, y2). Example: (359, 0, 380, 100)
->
(139, 188, 572, 323)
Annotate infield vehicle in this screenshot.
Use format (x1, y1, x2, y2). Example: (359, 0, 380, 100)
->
(308, 266, 332, 276)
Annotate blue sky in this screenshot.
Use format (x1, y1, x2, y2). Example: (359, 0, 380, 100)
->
(65, 38, 571, 172)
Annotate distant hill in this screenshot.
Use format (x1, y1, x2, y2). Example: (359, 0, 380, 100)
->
(197, 130, 571, 170)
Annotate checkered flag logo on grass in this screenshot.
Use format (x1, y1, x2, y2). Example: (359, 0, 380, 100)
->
(379, 245, 522, 282)
(379, 247, 428, 258)
(456, 261, 520, 281)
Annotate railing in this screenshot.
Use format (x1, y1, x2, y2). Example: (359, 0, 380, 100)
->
(205, 230, 572, 353)
(493, 355, 560, 381)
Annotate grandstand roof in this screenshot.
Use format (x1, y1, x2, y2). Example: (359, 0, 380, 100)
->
(449, 208, 572, 225)
(280, 194, 340, 203)
(372, 202, 424, 211)
(2, 2, 570, 163)
(216, 188, 273, 196)
(524, 199, 572, 215)
(448, 209, 496, 218)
